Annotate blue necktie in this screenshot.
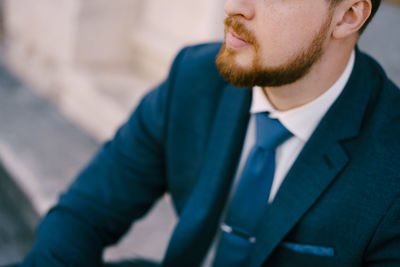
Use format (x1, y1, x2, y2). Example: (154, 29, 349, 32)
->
(213, 113, 292, 266)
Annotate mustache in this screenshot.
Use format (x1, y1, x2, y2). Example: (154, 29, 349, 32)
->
(224, 16, 257, 45)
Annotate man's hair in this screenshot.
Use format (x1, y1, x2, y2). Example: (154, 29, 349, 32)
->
(329, 0, 381, 34)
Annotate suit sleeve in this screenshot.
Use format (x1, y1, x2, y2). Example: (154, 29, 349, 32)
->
(21, 48, 188, 266)
(365, 196, 400, 266)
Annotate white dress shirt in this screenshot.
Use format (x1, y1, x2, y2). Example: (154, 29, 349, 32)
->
(202, 50, 355, 266)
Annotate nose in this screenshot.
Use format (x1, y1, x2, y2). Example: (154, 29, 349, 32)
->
(224, 0, 255, 20)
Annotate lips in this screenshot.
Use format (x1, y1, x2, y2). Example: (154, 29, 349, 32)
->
(226, 30, 251, 49)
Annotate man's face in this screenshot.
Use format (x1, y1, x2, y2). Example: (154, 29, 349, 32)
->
(216, 0, 334, 88)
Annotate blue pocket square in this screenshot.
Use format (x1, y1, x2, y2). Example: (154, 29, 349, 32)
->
(280, 242, 335, 256)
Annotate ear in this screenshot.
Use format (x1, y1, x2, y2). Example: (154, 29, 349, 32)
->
(332, 0, 372, 39)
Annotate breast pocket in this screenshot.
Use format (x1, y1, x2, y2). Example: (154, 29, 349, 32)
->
(280, 241, 335, 256)
(265, 242, 338, 267)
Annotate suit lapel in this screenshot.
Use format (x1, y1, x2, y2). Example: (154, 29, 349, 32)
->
(248, 48, 377, 267)
(248, 128, 349, 266)
(163, 84, 252, 266)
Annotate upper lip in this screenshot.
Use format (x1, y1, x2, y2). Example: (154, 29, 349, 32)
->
(229, 29, 248, 43)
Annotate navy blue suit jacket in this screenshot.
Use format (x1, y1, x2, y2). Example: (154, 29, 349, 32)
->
(24, 43, 400, 266)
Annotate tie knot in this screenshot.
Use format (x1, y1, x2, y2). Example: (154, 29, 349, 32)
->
(255, 113, 292, 150)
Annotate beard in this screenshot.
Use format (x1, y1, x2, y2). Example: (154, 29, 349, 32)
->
(216, 15, 332, 88)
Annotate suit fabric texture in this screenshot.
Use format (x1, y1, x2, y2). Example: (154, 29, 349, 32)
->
(23, 43, 400, 267)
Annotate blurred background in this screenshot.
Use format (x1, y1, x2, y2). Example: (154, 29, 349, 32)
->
(0, 0, 399, 265)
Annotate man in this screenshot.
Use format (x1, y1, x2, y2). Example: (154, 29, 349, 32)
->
(23, 0, 400, 266)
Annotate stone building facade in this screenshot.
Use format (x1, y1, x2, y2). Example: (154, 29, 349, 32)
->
(2, 0, 225, 140)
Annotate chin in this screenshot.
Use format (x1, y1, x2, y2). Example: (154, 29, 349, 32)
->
(236, 55, 254, 68)
(225, 47, 254, 68)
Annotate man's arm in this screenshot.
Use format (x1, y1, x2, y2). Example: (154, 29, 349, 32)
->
(21, 47, 188, 266)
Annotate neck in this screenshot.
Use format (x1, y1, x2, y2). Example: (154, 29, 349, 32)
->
(262, 41, 355, 111)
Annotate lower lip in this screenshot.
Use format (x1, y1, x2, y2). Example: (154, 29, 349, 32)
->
(226, 32, 251, 49)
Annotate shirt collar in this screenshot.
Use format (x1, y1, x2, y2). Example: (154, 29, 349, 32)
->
(250, 50, 355, 142)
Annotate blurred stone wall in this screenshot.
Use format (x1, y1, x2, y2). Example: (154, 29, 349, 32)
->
(4, 0, 79, 99)
(131, 0, 225, 78)
(1, 0, 225, 140)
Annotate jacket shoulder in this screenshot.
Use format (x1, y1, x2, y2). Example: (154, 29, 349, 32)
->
(178, 42, 223, 64)
(356, 50, 400, 175)
(165, 42, 227, 109)
(171, 42, 224, 83)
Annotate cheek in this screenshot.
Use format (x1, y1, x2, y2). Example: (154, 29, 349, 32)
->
(255, 5, 329, 65)
(255, 21, 306, 66)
